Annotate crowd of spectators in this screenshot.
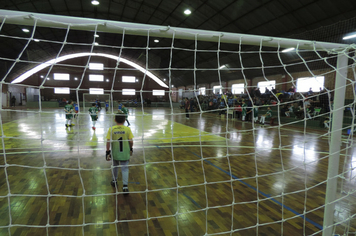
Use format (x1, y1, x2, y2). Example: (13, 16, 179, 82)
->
(179, 86, 333, 123)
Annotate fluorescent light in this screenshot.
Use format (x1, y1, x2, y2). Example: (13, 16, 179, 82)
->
(53, 73, 69, 81)
(282, 47, 295, 53)
(106, 79, 109, 82)
(54, 88, 70, 94)
(154, 39, 159, 43)
(219, 65, 226, 69)
(153, 90, 165, 96)
(122, 76, 136, 83)
(135, 79, 139, 82)
(46, 77, 50, 80)
(74, 77, 78, 80)
(184, 9, 191, 15)
(94, 42, 99, 46)
(33, 39, 40, 42)
(40, 75, 44, 78)
(94, 34, 99, 38)
(22, 29, 30, 33)
(89, 74, 104, 82)
(11, 52, 168, 88)
(343, 33, 356, 40)
(89, 88, 104, 94)
(122, 89, 135, 95)
(91, 0, 99, 5)
(163, 78, 166, 81)
(89, 63, 104, 70)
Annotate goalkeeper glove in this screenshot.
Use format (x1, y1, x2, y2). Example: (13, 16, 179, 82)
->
(106, 150, 111, 161)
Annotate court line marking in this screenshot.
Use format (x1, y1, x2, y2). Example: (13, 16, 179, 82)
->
(4, 145, 331, 156)
(183, 147, 324, 231)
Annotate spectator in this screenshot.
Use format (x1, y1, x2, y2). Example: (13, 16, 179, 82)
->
(11, 96, 16, 107)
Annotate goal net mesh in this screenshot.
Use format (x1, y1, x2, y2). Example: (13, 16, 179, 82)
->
(0, 11, 356, 236)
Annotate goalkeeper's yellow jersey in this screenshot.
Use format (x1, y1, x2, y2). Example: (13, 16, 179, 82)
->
(106, 125, 133, 161)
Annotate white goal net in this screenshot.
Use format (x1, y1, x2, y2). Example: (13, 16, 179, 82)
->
(0, 9, 356, 236)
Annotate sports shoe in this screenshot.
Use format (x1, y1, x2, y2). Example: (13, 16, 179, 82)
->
(123, 186, 129, 195)
(92, 127, 96, 130)
(111, 181, 117, 187)
(65, 124, 68, 128)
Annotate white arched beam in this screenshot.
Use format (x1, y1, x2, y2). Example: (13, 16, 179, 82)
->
(11, 52, 168, 88)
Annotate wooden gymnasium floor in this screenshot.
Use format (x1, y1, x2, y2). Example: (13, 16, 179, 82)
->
(0, 106, 356, 236)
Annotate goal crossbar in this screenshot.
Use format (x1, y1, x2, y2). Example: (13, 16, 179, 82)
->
(0, 9, 349, 51)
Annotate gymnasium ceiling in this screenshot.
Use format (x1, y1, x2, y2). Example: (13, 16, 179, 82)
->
(0, 0, 356, 87)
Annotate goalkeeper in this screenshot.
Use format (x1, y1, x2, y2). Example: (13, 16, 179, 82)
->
(106, 112, 134, 193)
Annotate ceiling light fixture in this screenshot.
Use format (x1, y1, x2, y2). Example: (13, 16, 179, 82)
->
(40, 75, 44, 78)
(91, 0, 99, 5)
(282, 47, 295, 53)
(106, 79, 109, 82)
(22, 28, 30, 33)
(94, 42, 99, 46)
(343, 33, 356, 40)
(184, 9, 191, 15)
(94, 34, 99, 38)
(219, 65, 226, 69)
(34, 39, 40, 42)
(74, 77, 78, 81)
(154, 39, 159, 43)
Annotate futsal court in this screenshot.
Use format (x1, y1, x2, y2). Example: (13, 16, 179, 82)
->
(1, 106, 355, 236)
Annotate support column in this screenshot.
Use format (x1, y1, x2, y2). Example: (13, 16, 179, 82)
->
(322, 53, 348, 236)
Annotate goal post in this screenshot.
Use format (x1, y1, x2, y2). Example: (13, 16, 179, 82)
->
(0, 9, 347, 51)
(323, 53, 349, 236)
(0, 9, 355, 236)
(82, 93, 110, 112)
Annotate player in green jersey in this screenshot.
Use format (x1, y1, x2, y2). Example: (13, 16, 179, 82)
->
(64, 100, 74, 128)
(120, 104, 130, 126)
(241, 100, 247, 121)
(259, 107, 273, 125)
(106, 112, 134, 193)
(89, 103, 99, 130)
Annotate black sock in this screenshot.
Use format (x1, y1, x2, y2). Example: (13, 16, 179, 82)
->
(123, 184, 128, 187)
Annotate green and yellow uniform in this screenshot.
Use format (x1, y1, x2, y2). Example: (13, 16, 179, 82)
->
(64, 104, 74, 119)
(121, 107, 129, 117)
(89, 107, 99, 121)
(106, 125, 134, 161)
(253, 107, 259, 118)
(242, 103, 247, 116)
(266, 109, 272, 118)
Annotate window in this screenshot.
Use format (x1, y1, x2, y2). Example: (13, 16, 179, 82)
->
(213, 86, 222, 94)
(232, 84, 244, 94)
(89, 88, 104, 94)
(153, 90, 165, 96)
(89, 63, 104, 70)
(122, 76, 136, 83)
(122, 89, 135, 95)
(54, 87, 70, 94)
(296, 76, 324, 93)
(199, 87, 206, 95)
(89, 74, 104, 82)
(258, 80, 276, 93)
(53, 73, 69, 81)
